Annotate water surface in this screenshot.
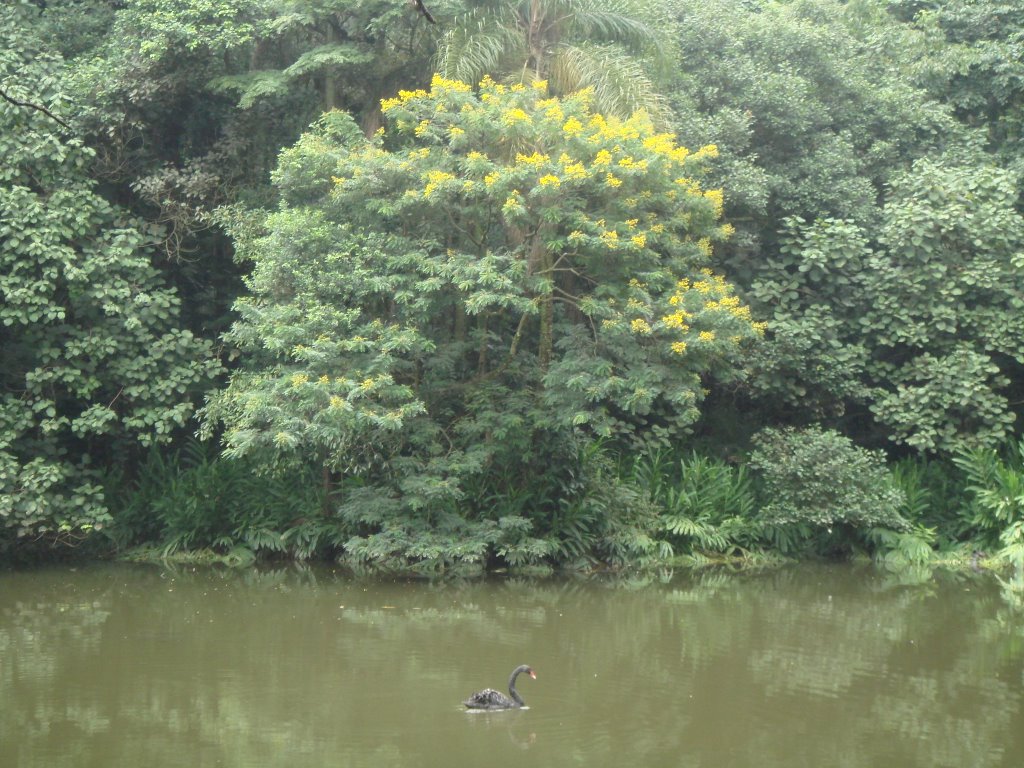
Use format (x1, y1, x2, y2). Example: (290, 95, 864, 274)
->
(1, 563, 1022, 767)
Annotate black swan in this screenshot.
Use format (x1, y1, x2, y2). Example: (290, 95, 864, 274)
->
(463, 665, 536, 710)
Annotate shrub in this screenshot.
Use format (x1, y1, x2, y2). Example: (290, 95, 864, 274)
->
(749, 427, 908, 548)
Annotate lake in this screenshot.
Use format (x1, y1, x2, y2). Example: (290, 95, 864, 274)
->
(1, 563, 1022, 767)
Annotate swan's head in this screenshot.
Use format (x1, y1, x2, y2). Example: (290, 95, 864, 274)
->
(512, 664, 536, 681)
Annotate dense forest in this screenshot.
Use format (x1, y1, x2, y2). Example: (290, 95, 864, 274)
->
(3, 0, 1024, 572)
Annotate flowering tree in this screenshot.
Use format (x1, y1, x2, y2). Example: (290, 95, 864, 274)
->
(204, 75, 762, 565)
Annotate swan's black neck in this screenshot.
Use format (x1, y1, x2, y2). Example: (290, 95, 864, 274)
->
(508, 667, 527, 706)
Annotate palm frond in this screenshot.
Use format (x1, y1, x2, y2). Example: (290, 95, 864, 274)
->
(549, 43, 671, 124)
(434, 11, 527, 84)
(566, 0, 671, 57)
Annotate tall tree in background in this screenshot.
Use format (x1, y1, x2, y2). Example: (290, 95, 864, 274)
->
(436, 0, 671, 120)
(202, 78, 762, 566)
(0, 0, 221, 544)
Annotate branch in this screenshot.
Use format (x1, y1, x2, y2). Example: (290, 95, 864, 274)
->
(0, 87, 72, 131)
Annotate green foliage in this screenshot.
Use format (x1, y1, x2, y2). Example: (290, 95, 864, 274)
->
(110, 440, 330, 559)
(890, 456, 971, 546)
(893, 0, 1024, 180)
(204, 76, 761, 567)
(953, 440, 1024, 563)
(749, 427, 909, 549)
(628, 449, 760, 556)
(669, 0, 957, 252)
(0, 2, 221, 542)
(749, 156, 1024, 452)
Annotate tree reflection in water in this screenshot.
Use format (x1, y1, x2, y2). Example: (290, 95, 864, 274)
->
(0, 563, 1021, 767)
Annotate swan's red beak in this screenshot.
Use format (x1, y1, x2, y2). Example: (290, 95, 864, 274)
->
(529, 670, 536, 679)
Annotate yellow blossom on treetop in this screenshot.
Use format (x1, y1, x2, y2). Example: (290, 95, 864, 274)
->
(539, 174, 561, 187)
(502, 108, 532, 126)
(631, 233, 647, 248)
(563, 117, 584, 136)
(671, 341, 688, 355)
(631, 318, 652, 334)
(698, 331, 716, 342)
(605, 173, 623, 188)
(430, 74, 472, 92)
(704, 188, 724, 215)
(593, 149, 612, 167)
(515, 151, 549, 166)
(545, 103, 565, 122)
(662, 311, 690, 330)
(532, 79, 549, 91)
(562, 163, 587, 180)
(423, 169, 455, 197)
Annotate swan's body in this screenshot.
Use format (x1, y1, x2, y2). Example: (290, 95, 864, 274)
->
(463, 665, 536, 710)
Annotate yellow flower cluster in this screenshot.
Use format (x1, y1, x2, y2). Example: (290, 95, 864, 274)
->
(563, 117, 584, 136)
(704, 189, 724, 215)
(586, 112, 643, 143)
(430, 74, 472, 93)
(538, 174, 561, 187)
(414, 120, 431, 136)
(423, 169, 455, 197)
(662, 310, 691, 330)
(631, 318, 652, 335)
(380, 87, 428, 113)
(502, 108, 532, 126)
(515, 151, 549, 166)
(642, 133, 689, 163)
(290, 373, 309, 387)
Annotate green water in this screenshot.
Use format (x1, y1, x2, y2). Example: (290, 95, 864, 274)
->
(1, 563, 1021, 767)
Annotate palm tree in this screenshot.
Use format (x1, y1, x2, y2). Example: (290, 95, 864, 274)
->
(435, 0, 672, 121)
